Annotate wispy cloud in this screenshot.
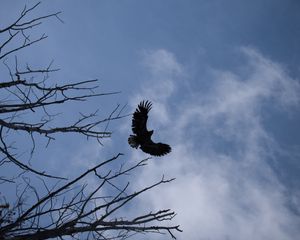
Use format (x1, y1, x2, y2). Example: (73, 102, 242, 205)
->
(130, 49, 184, 126)
(128, 47, 300, 239)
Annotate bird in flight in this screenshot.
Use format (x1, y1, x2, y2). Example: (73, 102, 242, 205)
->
(128, 100, 171, 156)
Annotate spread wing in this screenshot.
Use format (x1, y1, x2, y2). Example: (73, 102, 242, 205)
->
(130, 100, 172, 157)
(140, 141, 171, 157)
(132, 100, 152, 136)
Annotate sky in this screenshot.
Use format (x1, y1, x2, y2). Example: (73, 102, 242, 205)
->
(1, 1, 300, 239)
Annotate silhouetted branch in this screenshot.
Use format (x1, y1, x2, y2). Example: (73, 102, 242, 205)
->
(0, 2, 62, 60)
(0, 155, 181, 239)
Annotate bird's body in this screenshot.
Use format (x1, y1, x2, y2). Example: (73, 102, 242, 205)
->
(128, 100, 171, 156)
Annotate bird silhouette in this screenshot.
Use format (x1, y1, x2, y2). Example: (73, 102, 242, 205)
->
(128, 100, 171, 156)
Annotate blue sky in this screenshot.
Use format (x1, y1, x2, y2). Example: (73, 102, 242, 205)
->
(1, 1, 300, 239)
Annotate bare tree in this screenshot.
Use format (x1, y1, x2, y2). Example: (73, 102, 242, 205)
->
(0, 2, 181, 239)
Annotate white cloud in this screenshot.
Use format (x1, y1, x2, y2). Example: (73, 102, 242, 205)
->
(128, 47, 300, 239)
(130, 49, 184, 126)
(141, 49, 183, 79)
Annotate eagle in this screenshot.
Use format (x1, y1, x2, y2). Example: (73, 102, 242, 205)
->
(128, 100, 171, 156)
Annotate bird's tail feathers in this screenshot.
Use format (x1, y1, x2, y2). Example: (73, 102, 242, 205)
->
(128, 135, 139, 148)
